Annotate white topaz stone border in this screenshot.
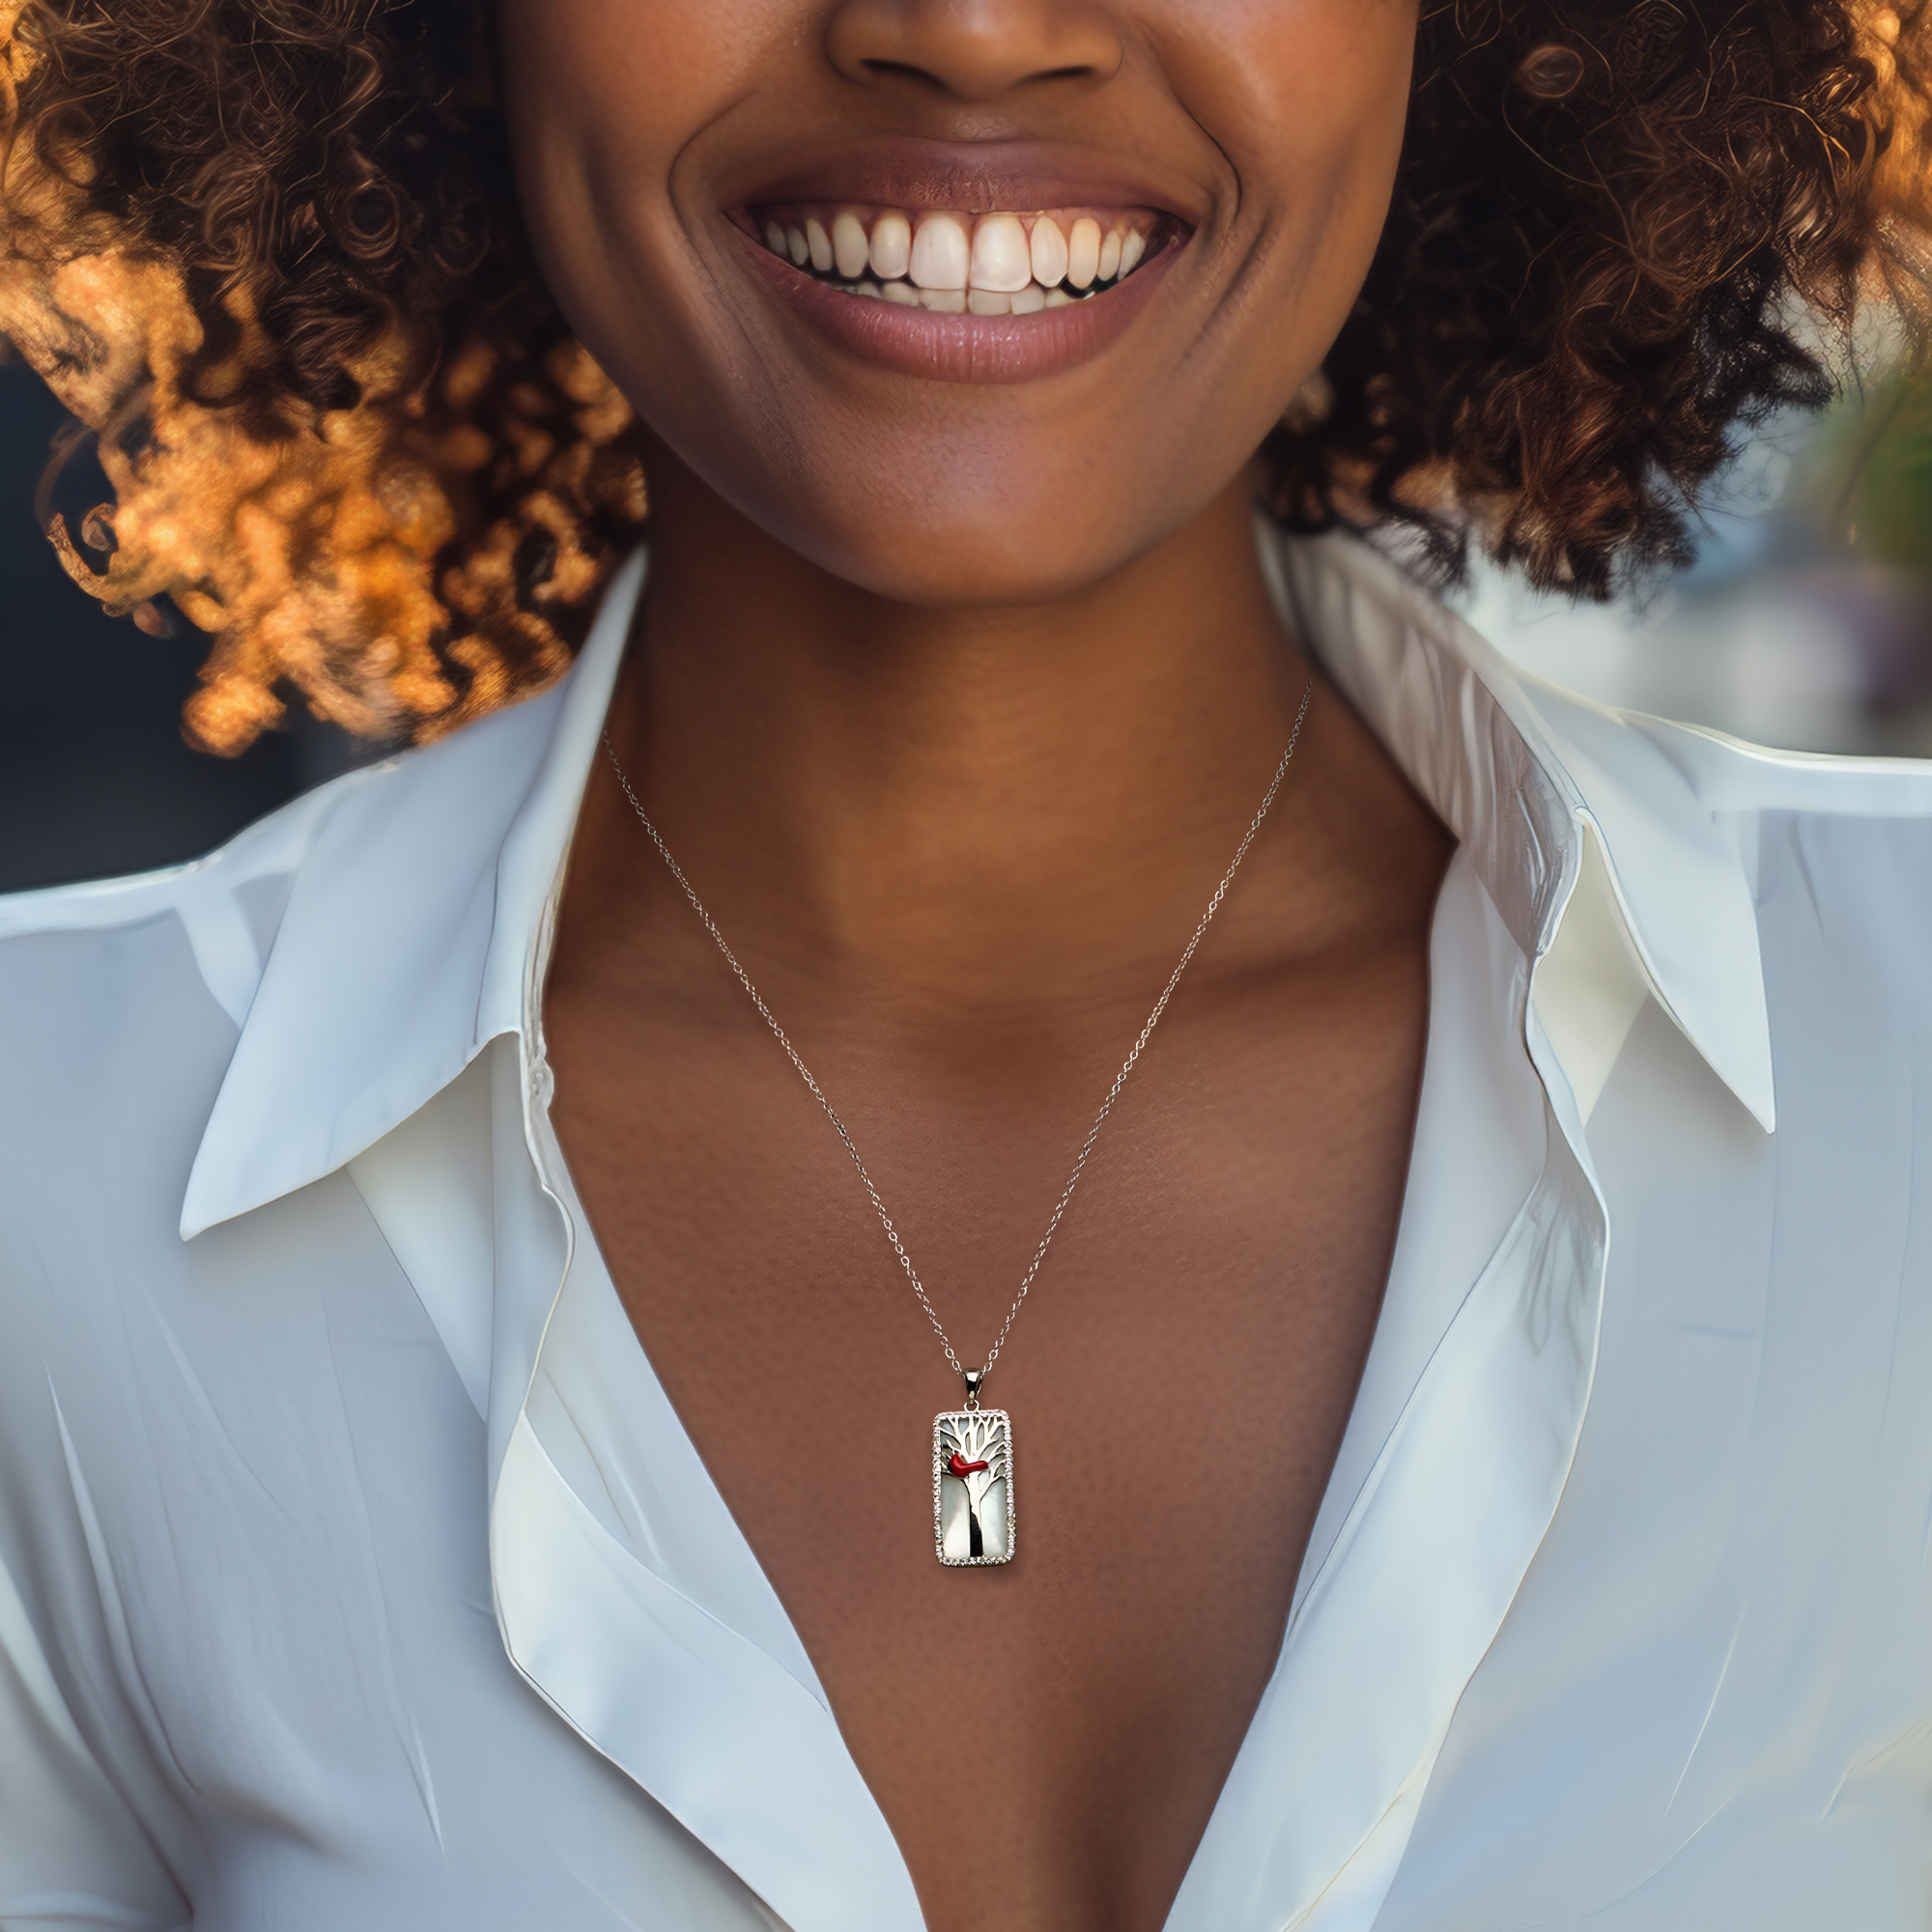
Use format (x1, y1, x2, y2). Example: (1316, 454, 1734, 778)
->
(932, 1409, 1014, 1567)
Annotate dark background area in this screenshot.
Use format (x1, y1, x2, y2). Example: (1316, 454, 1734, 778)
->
(0, 359, 368, 894)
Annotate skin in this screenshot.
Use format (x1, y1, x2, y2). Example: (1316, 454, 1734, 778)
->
(500, 3, 1447, 1928)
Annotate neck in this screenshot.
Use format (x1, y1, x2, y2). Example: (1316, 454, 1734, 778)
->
(598, 441, 1312, 1003)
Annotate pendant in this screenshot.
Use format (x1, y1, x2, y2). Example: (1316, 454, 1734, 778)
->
(933, 1406, 1014, 1566)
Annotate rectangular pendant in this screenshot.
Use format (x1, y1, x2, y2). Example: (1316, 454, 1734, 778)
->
(933, 1408, 1014, 1565)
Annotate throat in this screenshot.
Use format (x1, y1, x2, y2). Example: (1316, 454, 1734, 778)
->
(605, 458, 1315, 1004)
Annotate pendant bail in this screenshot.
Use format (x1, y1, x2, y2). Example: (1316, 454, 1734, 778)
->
(962, 1367, 985, 1409)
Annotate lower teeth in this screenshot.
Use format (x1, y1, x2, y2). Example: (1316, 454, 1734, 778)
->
(821, 276, 1114, 312)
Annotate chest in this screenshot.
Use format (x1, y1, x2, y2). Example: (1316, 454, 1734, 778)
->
(547, 940, 1430, 1930)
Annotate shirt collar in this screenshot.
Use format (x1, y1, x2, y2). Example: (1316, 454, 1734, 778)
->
(177, 551, 642, 1239)
(177, 527, 1771, 1239)
(1273, 531, 1775, 1130)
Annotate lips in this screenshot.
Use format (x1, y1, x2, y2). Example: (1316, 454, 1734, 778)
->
(723, 141, 1196, 385)
(730, 140, 1199, 222)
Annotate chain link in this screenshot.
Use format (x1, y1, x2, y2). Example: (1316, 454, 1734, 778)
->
(604, 673, 1314, 1403)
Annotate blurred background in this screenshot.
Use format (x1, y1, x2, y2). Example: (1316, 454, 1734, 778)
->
(0, 358, 372, 894)
(1, 353, 1929, 894)
(1458, 357, 1932, 760)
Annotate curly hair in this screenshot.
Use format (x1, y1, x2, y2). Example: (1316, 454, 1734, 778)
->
(0, 0, 643, 753)
(1268, 0, 1932, 595)
(0, 0, 1924, 752)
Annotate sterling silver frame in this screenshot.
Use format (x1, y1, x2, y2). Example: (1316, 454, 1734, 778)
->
(932, 1408, 1014, 1567)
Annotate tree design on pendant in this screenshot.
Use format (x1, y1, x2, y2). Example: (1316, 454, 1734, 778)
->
(934, 1409, 1013, 1565)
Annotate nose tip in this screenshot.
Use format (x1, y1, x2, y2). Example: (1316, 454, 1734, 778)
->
(826, 0, 1123, 102)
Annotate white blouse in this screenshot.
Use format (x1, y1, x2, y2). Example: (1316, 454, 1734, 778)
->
(3, 530, 1931, 1932)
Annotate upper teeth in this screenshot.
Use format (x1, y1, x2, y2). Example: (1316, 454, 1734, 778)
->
(758, 205, 1158, 311)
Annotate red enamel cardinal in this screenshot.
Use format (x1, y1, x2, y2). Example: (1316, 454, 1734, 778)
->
(947, 1451, 990, 1477)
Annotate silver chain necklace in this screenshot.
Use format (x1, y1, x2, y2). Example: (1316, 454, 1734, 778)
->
(603, 672, 1313, 1566)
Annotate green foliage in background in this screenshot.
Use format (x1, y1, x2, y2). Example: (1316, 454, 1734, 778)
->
(1821, 367, 1932, 572)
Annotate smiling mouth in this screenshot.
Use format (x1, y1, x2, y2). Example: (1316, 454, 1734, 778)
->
(745, 202, 1173, 315)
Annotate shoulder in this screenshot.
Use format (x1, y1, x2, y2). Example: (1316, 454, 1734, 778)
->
(0, 757, 359, 974)
(1625, 708, 1932, 828)
(0, 776, 368, 1293)
(1566, 701, 1932, 1156)
(1525, 676, 1932, 935)
(1619, 711, 1932, 978)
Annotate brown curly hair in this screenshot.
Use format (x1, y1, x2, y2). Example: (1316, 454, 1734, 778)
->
(1268, 0, 1932, 595)
(0, 0, 1925, 753)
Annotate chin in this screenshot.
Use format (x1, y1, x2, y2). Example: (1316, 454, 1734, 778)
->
(787, 499, 1159, 611)
(716, 434, 1200, 611)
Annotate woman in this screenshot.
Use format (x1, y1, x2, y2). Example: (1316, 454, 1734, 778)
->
(1, 2, 1929, 1927)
